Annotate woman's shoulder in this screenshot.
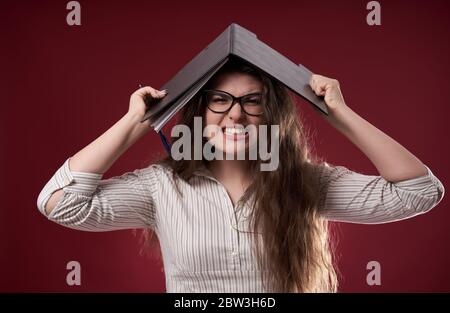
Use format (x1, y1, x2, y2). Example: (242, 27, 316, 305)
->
(138, 161, 214, 187)
(139, 162, 174, 178)
(304, 159, 353, 187)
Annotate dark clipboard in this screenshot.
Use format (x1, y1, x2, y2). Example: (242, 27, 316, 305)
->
(141, 23, 328, 132)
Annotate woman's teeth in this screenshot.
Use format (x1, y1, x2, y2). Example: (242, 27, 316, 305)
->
(224, 127, 245, 135)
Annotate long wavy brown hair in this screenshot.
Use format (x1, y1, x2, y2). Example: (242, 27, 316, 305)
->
(139, 58, 340, 292)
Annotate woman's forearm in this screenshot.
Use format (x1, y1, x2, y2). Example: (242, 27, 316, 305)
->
(42, 85, 166, 216)
(44, 113, 150, 215)
(309, 74, 428, 183)
(324, 104, 428, 183)
(68, 112, 151, 174)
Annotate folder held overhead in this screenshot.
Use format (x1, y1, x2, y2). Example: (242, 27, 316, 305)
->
(141, 23, 328, 133)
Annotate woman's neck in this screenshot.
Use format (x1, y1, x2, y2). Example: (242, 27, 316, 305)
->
(207, 159, 252, 185)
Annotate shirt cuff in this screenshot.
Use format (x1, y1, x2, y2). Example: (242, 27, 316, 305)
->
(36, 158, 103, 216)
(392, 164, 445, 203)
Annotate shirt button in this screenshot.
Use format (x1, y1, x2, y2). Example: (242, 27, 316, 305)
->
(64, 178, 71, 185)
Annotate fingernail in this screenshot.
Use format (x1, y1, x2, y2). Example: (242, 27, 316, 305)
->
(160, 89, 167, 94)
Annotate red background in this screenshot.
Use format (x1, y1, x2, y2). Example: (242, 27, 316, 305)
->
(1, 0, 449, 292)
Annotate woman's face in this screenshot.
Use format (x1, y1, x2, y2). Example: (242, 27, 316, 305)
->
(204, 72, 264, 156)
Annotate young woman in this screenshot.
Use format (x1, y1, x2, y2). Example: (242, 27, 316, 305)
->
(37, 60, 445, 293)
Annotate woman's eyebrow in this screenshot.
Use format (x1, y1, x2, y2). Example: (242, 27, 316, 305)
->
(214, 89, 262, 96)
(245, 90, 262, 95)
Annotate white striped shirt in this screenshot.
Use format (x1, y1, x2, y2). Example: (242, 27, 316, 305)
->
(36, 158, 445, 292)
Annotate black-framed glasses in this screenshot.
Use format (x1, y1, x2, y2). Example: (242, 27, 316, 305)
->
(202, 89, 264, 116)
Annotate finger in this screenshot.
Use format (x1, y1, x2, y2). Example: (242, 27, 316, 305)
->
(310, 74, 325, 94)
(136, 86, 157, 98)
(310, 77, 324, 95)
(309, 74, 317, 90)
(142, 87, 166, 98)
(314, 85, 326, 96)
(311, 75, 336, 96)
(136, 86, 167, 98)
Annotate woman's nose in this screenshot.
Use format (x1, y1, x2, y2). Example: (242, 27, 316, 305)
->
(227, 101, 244, 121)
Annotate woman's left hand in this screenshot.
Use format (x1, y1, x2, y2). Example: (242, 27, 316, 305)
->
(309, 74, 347, 113)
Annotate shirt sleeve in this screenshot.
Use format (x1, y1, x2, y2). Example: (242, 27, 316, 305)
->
(36, 158, 160, 231)
(314, 162, 445, 224)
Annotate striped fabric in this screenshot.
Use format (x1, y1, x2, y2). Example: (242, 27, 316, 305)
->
(36, 158, 445, 292)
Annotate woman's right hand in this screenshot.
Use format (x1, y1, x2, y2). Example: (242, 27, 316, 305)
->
(128, 85, 167, 120)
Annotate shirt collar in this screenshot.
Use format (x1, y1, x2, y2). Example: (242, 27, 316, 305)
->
(192, 163, 255, 210)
